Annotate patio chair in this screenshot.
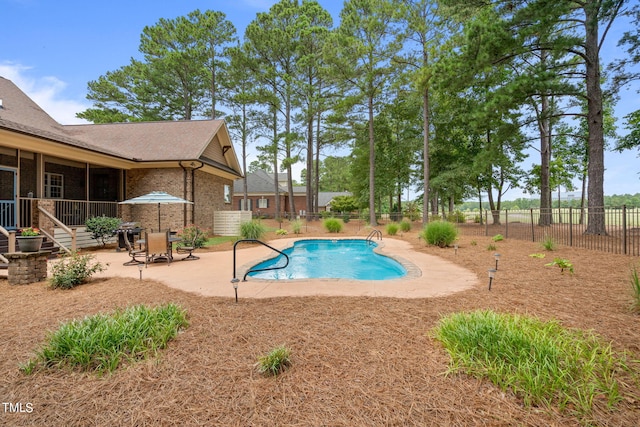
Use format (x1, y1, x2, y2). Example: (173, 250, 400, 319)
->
(176, 244, 199, 261)
(145, 231, 171, 266)
(123, 232, 146, 266)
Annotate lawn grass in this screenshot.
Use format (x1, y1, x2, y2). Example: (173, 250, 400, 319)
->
(432, 310, 625, 416)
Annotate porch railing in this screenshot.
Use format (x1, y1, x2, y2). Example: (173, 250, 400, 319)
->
(18, 198, 119, 228)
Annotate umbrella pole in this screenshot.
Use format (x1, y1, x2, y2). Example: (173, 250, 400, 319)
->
(158, 203, 161, 232)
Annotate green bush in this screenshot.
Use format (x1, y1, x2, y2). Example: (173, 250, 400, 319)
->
(323, 218, 343, 233)
(492, 234, 504, 242)
(21, 303, 188, 374)
(541, 235, 556, 251)
(256, 345, 291, 376)
(177, 225, 208, 249)
(420, 221, 458, 247)
(50, 252, 107, 290)
(386, 222, 399, 236)
(275, 228, 288, 235)
(240, 220, 266, 240)
(400, 220, 411, 232)
(291, 220, 303, 234)
(487, 243, 497, 251)
(446, 210, 466, 223)
(85, 216, 121, 246)
(631, 266, 640, 313)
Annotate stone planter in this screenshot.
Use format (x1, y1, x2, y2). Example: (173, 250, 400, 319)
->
(17, 236, 44, 252)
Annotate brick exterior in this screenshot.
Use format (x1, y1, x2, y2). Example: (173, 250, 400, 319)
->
(122, 168, 233, 232)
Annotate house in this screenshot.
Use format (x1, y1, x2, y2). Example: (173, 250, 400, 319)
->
(232, 170, 351, 217)
(0, 76, 242, 243)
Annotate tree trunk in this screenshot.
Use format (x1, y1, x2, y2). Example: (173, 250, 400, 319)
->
(306, 113, 314, 220)
(422, 86, 430, 225)
(272, 108, 281, 220)
(368, 95, 377, 226)
(538, 87, 552, 226)
(285, 94, 296, 218)
(584, 2, 606, 235)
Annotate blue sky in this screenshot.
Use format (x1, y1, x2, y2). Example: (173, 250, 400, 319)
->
(1, 0, 639, 200)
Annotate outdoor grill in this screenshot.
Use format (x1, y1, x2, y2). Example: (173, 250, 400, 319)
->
(116, 222, 142, 251)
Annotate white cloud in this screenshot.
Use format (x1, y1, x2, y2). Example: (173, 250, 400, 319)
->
(0, 61, 90, 125)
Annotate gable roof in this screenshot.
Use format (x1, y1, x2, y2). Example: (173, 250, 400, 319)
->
(0, 76, 242, 177)
(233, 169, 286, 193)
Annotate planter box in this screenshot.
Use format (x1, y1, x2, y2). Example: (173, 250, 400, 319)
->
(17, 236, 44, 252)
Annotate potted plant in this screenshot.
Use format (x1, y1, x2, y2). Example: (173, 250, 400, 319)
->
(17, 227, 44, 252)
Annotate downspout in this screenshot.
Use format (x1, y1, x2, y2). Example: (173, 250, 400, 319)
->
(183, 161, 204, 226)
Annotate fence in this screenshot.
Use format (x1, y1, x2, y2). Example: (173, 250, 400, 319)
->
(17, 198, 119, 228)
(455, 206, 640, 256)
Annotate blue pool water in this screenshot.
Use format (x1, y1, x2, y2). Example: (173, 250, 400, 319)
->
(247, 239, 407, 280)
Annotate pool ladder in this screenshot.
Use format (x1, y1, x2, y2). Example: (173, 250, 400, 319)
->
(366, 229, 382, 244)
(230, 239, 290, 302)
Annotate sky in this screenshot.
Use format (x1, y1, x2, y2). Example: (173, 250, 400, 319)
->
(1, 0, 639, 201)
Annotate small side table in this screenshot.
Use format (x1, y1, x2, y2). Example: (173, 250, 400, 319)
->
(5, 251, 51, 285)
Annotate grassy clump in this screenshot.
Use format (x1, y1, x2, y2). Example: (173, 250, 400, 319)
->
(631, 266, 640, 313)
(240, 220, 267, 240)
(291, 220, 303, 234)
(21, 304, 188, 375)
(433, 310, 624, 416)
(492, 234, 504, 242)
(541, 235, 557, 251)
(323, 218, 343, 233)
(400, 220, 411, 232)
(50, 252, 107, 290)
(386, 222, 399, 236)
(256, 345, 291, 376)
(420, 221, 458, 247)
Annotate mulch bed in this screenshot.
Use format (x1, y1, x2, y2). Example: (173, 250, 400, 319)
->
(1, 220, 639, 426)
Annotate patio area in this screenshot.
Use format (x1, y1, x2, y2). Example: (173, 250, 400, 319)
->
(89, 237, 478, 299)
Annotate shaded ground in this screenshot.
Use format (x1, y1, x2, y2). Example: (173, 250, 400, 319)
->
(1, 220, 639, 426)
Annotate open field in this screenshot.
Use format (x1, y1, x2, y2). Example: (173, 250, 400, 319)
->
(1, 220, 639, 426)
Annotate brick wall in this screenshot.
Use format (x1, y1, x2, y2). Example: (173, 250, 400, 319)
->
(123, 168, 233, 233)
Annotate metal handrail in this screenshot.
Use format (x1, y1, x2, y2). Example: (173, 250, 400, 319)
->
(230, 239, 290, 302)
(366, 229, 382, 242)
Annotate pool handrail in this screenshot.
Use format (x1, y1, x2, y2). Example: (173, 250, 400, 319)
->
(231, 239, 290, 282)
(366, 229, 382, 243)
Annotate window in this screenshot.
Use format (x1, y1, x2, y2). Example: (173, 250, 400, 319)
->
(258, 198, 268, 209)
(239, 198, 252, 210)
(223, 184, 231, 203)
(45, 172, 64, 198)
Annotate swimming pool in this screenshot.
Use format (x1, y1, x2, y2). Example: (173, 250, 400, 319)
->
(247, 239, 407, 280)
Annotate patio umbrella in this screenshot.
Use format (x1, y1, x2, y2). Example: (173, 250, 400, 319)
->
(119, 191, 193, 231)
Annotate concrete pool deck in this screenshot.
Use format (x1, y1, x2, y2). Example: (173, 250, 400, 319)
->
(90, 237, 479, 299)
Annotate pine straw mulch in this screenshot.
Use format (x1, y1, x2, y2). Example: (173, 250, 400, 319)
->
(1, 221, 640, 426)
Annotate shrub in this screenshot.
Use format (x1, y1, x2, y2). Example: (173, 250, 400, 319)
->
(240, 220, 266, 240)
(474, 215, 481, 223)
(50, 252, 107, 290)
(433, 310, 625, 416)
(541, 235, 556, 251)
(386, 222, 399, 236)
(419, 221, 458, 248)
(400, 220, 411, 232)
(275, 228, 288, 235)
(446, 210, 466, 223)
(21, 303, 188, 374)
(492, 234, 504, 242)
(85, 216, 121, 246)
(487, 243, 497, 251)
(470, 240, 477, 246)
(341, 213, 350, 223)
(323, 218, 343, 233)
(291, 220, 303, 234)
(177, 224, 208, 249)
(545, 258, 574, 274)
(631, 266, 640, 313)
(256, 345, 291, 376)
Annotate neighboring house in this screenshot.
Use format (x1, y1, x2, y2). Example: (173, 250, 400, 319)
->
(233, 170, 351, 216)
(0, 76, 242, 237)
